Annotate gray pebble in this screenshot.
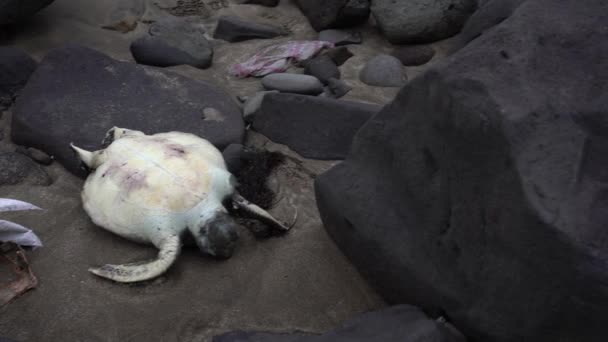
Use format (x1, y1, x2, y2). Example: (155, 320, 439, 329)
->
(261, 74, 324, 95)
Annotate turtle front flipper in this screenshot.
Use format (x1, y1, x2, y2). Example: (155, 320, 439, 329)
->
(89, 235, 181, 283)
(231, 193, 296, 233)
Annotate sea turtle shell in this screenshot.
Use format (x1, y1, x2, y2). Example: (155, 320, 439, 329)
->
(82, 131, 234, 245)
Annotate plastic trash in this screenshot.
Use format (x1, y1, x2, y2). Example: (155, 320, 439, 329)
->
(230, 40, 334, 78)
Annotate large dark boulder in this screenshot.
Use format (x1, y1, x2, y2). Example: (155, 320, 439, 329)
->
(294, 0, 370, 31)
(0, 47, 37, 110)
(214, 305, 465, 342)
(315, 0, 608, 341)
(371, 0, 477, 44)
(252, 93, 380, 159)
(11, 45, 243, 177)
(0, 0, 54, 25)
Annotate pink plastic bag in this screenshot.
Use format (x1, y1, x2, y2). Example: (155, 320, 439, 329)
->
(230, 40, 334, 78)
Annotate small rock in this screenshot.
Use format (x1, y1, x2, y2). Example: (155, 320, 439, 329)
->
(130, 17, 213, 69)
(326, 78, 352, 98)
(26, 148, 53, 165)
(391, 45, 435, 66)
(0, 152, 52, 186)
(0, 47, 37, 110)
(360, 54, 406, 87)
(243, 90, 279, 121)
(303, 54, 340, 84)
(295, 0, 371, 31)
(323, 46, 353, 66)
(318, 29, 362, 46)
(213, 15, 287, 43)
(261, 74, 324, 95)
(236, 0, 279, 6)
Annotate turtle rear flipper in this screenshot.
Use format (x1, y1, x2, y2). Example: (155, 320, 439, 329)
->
(89, 235, 181, 283)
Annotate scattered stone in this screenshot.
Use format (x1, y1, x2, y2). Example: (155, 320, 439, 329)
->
(214, 305, 465, 342)
(295, 0, 370, 31)
(252, 93, 380, 159)
(359, 54, 406, 87)
(371, 0, 477, 44)
(242, 90, 279, 121)
(326, 78, 352, 99)
(0, 152, 51, 186)
(0, 0, 54, 26)
(15, 146, 53, 165)
(303, 54, 340, 85)
(236, 0, 279, 6)
(130, 17, 213, 69)
(11, 45, 243, 177)
(261, 74, 323, 95)
(0, 47, 37, 110)
(101, 0, 145, 33)
(391, 45, 435, 66)
(213, 15, 287, 43)
(315, 0, 608, 340)
(318, 29, 362, 46)
(323, 46, 354, 66)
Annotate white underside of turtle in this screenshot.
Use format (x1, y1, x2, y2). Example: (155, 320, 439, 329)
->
(71, 127, 292, 283)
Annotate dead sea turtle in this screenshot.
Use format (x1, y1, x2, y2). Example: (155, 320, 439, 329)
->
(70, 127, 291, 283)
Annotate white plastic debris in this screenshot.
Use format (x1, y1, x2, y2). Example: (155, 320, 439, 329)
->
(0, 198, 43, 248)
(229, 40, 334, 78)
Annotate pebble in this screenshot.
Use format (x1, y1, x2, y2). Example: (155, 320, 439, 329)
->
(261, 74, 324, 95)
(360, 54, 407, 87)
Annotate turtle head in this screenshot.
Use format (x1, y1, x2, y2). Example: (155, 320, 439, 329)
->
(194, 211, 239, 259)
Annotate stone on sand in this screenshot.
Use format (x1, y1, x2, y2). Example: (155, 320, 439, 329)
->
(295, 0, 370, 31)
(359, 55, 406, 87)
(303, 55, 340, 85)
(213, 15, 287, 43)
(318, 29, 362, 46)
(391, 45, 435, 66)
(261, 74, 324, 95)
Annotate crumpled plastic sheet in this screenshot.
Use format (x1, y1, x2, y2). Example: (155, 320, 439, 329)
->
(229, 40, 334, 78)
(0, 199, 42, 248)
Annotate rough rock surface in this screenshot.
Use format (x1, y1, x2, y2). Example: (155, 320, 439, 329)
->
(130, 17, 213, 69)
(303, 55, 340, 84)
(252, 93, 380, 159)
(0, 0, 54, 25)
(371, 0, 477, 44)
(391, 45, 435, 66)
(359, 55, 406, 87)
(11, 45, 243, 177)
(0, 47, 37, 110)
(214, 305, 465, 342)
(295, 0, 370, 31)
(261, 74, 324, 95)
(0, 152, 51, 186)
(213, 15, 287, 42)
(316, 0, 608, 341)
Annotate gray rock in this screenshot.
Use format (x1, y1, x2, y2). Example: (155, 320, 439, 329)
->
(371, 0, 477, 44)
(261, 74, 324, 95)
(213, 15, 287, 43)
(303, 54, 340, 85)
(0, 152, 51, 186)
(130, 17, 213, 69)
(315, 0, 608, 341)
(359, 55, 406, 87)
(295, 0, 370, 31)
(11, 45, 243, 177)
(236, 0, 279, 6)
(318, 29, 362, 46)
(242, 90, 279, 121)
(214, 305, 465, 342)
(326, 78, 352, 99)
(27, 147, 53, 165)
(252, 93, 381, 159)
(0, 47, 37, 110)
(391, 45, 435, 66)
(0, 0, 54, 25)
(323, 47, 354, 66)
